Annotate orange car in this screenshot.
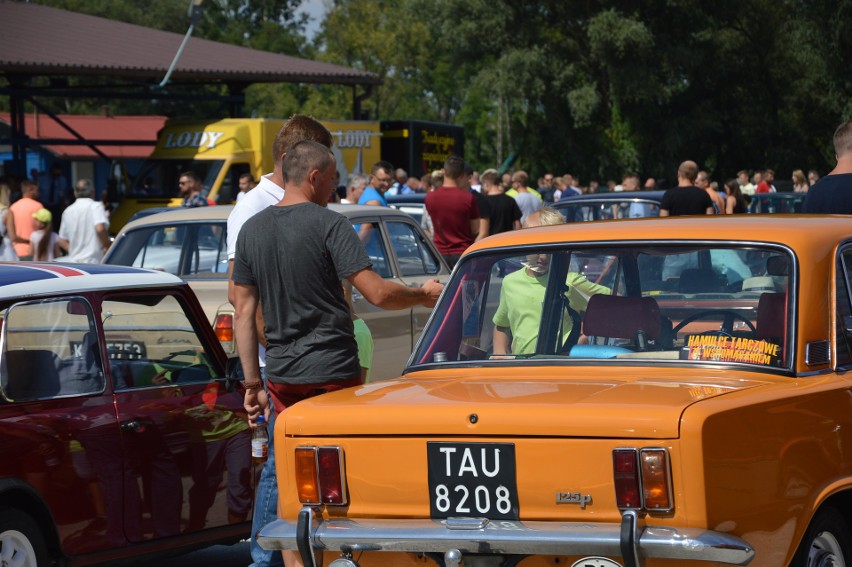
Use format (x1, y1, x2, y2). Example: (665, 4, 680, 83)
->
(259, 215, 852, 567)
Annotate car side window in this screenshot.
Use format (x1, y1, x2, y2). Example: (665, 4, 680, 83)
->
(103, 294, 219, 390)
(1, 297, 103, 401)
(387, 221, 440, 276)
(837, 247, 852, 369)
(113, 224, 186, 275)
(352, 221, 391, 278)
(184, 223, 228, 277)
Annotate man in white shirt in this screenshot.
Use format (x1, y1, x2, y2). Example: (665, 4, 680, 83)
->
(58, 179, 109, 263)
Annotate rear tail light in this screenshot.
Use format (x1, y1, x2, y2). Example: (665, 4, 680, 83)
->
(295, 447, 320, 504)
(214, 313, 234, 349)
(613, 447, 672, 513)
(613, 449, 642, 509)
(295, 446, 347, 506)
(640, 449, 672, 511)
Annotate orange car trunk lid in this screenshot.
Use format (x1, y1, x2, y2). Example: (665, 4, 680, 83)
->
(284, 368, 767, 439)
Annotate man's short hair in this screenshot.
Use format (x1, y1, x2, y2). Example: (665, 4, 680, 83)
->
(834, 120, 852, 156)
(442, 155, 466, 180)
(180, 171, 201, 184)
(283, 140, 335, 185)
(395, 168, 407, 181)
(512, 170, 529, 186)
(239, 173, 255, 184)
(677, 161, 698, 183)
(371, 161, 394, 177)
(481, 170, 499, 186)
(347, 173, 369, 191)
(20, 179, 38, 194)
(523, 205, 565, 228)
(75, 179, 94, 198)
(272, 115, 333, 165)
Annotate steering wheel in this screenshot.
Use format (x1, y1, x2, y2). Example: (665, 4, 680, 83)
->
(672, 309, 757, 337)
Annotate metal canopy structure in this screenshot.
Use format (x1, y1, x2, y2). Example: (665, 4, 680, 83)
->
(0, 0, 380, 176)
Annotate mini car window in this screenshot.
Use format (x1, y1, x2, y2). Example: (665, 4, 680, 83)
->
(413, 244, 792, 370)
(837, 248, 852, 368)
(387, 221, 440, 276)
(102, 294, 219, 390)
(1, 297, 103, 401)
(352, 221, 391, 278)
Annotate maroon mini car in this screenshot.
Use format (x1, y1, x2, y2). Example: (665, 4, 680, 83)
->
(0, 263, 252, 566)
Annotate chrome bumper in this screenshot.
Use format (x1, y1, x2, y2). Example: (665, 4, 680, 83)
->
(257, 508, 755, 567)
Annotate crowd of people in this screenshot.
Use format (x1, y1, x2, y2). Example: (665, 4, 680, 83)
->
(322, 118, 852, 270)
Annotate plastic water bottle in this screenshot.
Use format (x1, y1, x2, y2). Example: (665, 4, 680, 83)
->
(251, 415, 268, 462)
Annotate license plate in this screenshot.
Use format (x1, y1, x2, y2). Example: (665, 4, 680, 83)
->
(105, 340, 147, 360)
(427, 442, 519, 520)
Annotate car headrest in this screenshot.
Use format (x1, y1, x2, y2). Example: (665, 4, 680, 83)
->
(583, 295, 662, 340)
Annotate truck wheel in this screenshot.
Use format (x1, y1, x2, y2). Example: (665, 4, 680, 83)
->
(0, 506, 50, 567)
(793, 506, 852, 567)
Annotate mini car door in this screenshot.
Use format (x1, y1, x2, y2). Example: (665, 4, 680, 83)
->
(104, 291, 250, 542)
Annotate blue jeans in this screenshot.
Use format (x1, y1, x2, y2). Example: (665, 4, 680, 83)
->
(250, 370, 283, 567)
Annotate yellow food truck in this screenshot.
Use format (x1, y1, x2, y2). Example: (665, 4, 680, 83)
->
(110, 118, 383, 231)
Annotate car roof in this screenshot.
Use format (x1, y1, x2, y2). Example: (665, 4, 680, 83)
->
(0, 262, 182, 301)
(119, 203, 419, 231)
(467, 215, 852, 255)
(386, 193, 426, 204)
(555, 190, 666, 203)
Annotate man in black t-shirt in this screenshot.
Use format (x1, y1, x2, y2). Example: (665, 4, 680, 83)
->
(803, 120, 852, 214)
(482, 169, 522, 234)
(660, 160, 714, 216)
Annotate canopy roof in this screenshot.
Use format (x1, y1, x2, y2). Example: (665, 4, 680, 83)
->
(0, 1, 379, 86)
(0, 112, 166, 159)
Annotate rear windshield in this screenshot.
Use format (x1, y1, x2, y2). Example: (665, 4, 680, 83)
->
(412, 244, 793, 370)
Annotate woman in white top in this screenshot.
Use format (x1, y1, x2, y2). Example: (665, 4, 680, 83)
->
(30, 208, 62, 261)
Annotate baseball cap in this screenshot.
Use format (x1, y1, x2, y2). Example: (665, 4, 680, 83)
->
(33, 208, 52, 224)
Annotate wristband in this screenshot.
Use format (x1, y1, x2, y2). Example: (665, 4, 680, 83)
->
(241, 380, 263, 391)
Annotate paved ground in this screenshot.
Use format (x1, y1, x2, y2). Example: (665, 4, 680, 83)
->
(151, 541, 252, 566)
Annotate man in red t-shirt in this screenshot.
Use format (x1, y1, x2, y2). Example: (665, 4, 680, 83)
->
(424, 155, 479, 268)
(756, 169, 776, 193)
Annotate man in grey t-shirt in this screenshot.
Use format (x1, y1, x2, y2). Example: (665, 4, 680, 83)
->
(232, 141, 443, 422)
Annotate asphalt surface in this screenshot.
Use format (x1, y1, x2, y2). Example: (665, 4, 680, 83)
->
(151, 541, 252, 566)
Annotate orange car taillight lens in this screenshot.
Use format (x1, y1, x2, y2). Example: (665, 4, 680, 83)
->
(640, 448, 672, 511)
(613, 448, 673, 512)
(295, 446, 347, 506)
(613, 449, 642, 509)
(214, 313, 234, 344)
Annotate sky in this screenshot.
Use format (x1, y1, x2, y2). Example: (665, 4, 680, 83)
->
(295, 0, 329, 40)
